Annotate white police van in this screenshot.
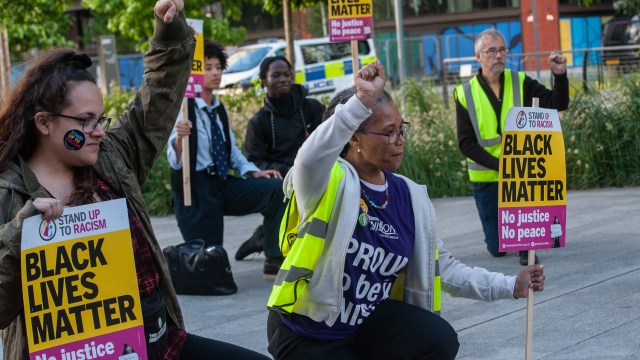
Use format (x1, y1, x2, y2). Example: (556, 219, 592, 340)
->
(221, 37, 376, 97)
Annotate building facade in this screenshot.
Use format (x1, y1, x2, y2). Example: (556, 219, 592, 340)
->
(238, 0, 615, 81)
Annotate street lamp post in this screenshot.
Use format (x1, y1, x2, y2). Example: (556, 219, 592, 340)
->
(394, 0, 407, 84)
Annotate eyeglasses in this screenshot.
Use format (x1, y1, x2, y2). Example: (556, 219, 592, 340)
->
(48, 113, 111, 133)
(360, 122, 410, 144)
(481, 47, 509, 57)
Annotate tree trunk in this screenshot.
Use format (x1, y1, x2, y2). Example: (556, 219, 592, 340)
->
(0, 27, 10, 94)
(283, 0, 295, 69)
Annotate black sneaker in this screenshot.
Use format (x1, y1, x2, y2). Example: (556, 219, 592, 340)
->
(263, 256, 284, 280)
(519, 251, 540, 266)
(235, 225, 264, 260)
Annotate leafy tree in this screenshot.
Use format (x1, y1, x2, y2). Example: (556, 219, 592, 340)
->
(612, 0, 640, 14)
(263, 0, 324, 67)
(1, 0, 264, 62)
(84, 0, 263, 52)
(263, 0, 323, 13)
(304, 3, 329, 38)
(578, 0, 640, 15)
(0, 0, 75, 61)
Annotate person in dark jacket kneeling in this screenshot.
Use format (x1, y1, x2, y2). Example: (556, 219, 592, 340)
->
(236, 56, 325, 275)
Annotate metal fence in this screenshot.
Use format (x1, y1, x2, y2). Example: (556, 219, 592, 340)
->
(10, 34, 639, 99)
(374, 34, 640, 105)
(441, 45, 640, 105)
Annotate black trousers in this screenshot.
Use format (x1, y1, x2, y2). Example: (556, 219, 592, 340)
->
(173, 170, 285, 257)
(267, 300, 459, 360)
(471, 182, 502, 257)
(179, 333, 269, 360)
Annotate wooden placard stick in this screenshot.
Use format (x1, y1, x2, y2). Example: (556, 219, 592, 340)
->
(351, 40, 359, 84)
(181, 98, 191, 206)
(525, 96, 540, 360)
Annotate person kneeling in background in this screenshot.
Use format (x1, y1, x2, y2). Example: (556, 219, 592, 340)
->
(167, 40, 286, 282)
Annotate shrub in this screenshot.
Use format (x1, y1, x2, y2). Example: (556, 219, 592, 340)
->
(562, 75, 640, 188)
(102, 86, 174, 215)
(105, 76, 640, 216)
(141, 150, 174, 215)
(102, 85, 136, 121)
(392, 79, 470, 198)
(218, 87, 265, 149)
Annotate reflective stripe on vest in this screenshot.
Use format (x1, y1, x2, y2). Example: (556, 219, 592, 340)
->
(433, 245, 441, 315)
(267, 163, 345, 313)
(386, 244, 442, 315)
(268, 163, 442, 315)
(456, 70, 524, 182)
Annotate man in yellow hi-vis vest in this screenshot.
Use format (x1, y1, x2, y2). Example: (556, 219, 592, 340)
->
(454, 28, 569, 265)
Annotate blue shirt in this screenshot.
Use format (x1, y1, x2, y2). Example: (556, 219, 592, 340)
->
(282, 171, 415, 340)
(167, 97, 259, 176)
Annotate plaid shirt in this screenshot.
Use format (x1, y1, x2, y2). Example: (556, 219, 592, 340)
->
(96, 178, 187, 359)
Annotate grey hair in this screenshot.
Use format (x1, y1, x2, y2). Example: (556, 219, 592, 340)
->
(322, 86, 393, 157)
(474, 28, 505, 54)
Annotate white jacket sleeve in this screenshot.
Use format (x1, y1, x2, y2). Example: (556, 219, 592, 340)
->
(438, 238, 517, 301)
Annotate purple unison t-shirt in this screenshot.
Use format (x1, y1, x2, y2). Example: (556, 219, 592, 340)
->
(281, 171, 415, 340)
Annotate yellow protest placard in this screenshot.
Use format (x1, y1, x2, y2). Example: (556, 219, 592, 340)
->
(185, 18, 204, 98)
(499, 108, 567, 252)
(328, 0, 373, 42)
(21, 199, 147, 360)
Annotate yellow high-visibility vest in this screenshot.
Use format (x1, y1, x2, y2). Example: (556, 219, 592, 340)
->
(389, 245, 441, 315)
(268, 163, 344, 313)
(455, 69, 525, 182)
(268, 163, 442, 316)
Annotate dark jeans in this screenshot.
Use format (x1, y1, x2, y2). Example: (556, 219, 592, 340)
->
(180, 333, 269, 360)
(471, 181, 504, 257)
(267, 300, 459, 360)
(173, 170, 285, 257)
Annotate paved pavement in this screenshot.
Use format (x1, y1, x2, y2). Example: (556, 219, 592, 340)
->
(2, 187, 639, 359)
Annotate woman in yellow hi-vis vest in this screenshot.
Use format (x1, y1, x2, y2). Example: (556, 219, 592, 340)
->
(266, 61, 546, 359)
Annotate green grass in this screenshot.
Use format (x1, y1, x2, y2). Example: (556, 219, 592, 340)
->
(103, 76, 640, 216)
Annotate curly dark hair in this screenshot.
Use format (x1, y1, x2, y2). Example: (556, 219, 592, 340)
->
(0, 49, 95, 170)
(204, 40, 228, 70)
(0, 49, 98, 205)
